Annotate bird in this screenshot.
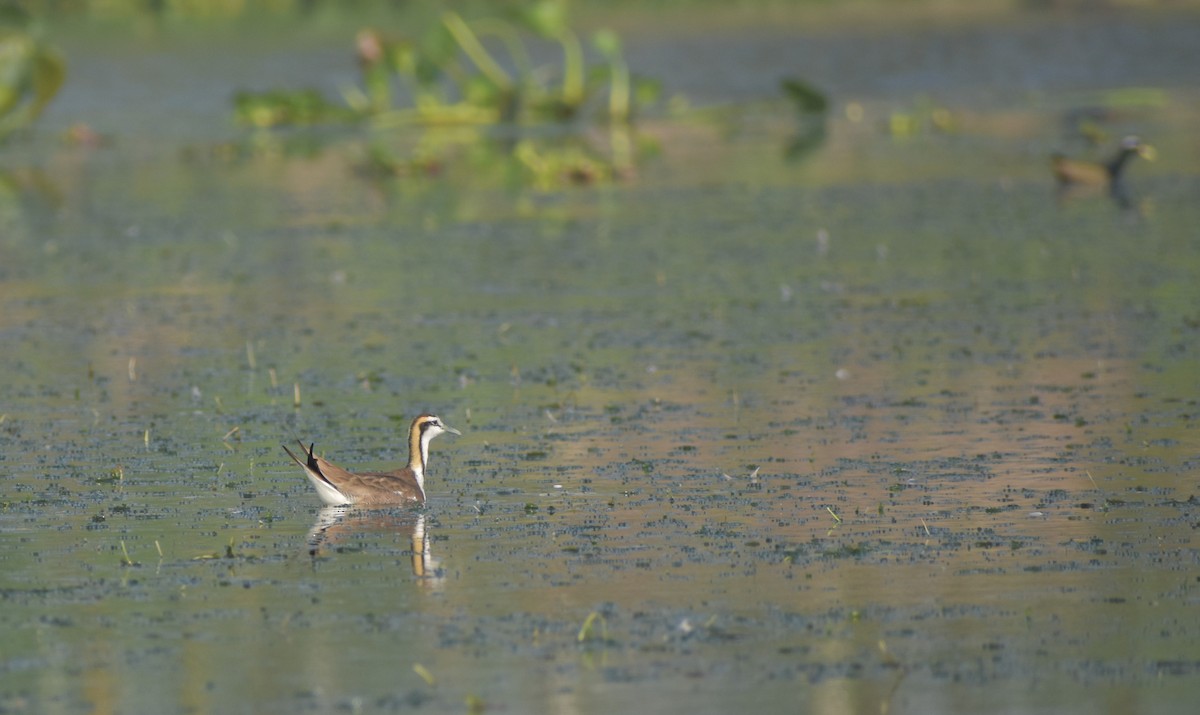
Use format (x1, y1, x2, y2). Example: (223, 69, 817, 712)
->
(1051, 135, 1156, 187)
(283, 414, 460, 506)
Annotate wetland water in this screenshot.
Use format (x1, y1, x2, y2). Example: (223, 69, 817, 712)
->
(3, 7, 1200, 714)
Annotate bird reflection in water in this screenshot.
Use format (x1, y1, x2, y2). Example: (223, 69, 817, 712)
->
(306, 506, 443, 584)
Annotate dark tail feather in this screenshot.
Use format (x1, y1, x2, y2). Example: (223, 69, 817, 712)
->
(284, 440, 337, 488)
(282, 442, 306, 469)
(284, 441, 321, 473)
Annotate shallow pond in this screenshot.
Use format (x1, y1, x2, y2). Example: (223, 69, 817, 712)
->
(2, 5, 1200, 715)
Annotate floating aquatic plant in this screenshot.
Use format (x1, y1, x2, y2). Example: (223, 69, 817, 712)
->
(577, 610, 608, 643)
(233, 88, 356, 128)
(0, 6, 64, 142)
(233, 1, 660, 187)
(237, 2, 650, 129)
(412, 662, 436, 686)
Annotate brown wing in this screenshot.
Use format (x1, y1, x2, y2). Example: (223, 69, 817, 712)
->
(307, 453, 362, 487)
(332, 469, 424, 505)
(1052, 156, 1108, 186)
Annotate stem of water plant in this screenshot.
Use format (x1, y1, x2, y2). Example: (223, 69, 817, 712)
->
(443, 12, 512, 90)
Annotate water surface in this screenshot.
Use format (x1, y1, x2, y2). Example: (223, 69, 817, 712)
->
(2, 6, 1200, 714)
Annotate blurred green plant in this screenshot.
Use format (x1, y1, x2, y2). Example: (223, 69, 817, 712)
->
(887, 96, 955, 138)
(233, 88, 356, 127)
(0, 5, 65, 142)
(779, 76, 828, 161)
(236, 1, 656, 129)
(232, 1, 661, 186)
(781, 77, 827, 115)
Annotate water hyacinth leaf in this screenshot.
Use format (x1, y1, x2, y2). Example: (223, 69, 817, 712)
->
(389, 39, 419, 77)
(781, 77, 828, 114)
(463, 73, 502, 106)
(0, 3, 32, 28)
(633, 76, 662, 107)
(23, 48, 66, 122)
(232, 89, 353, 127)
(421, 21, 459, 69)
(591, 29, 622, 60)
(0, 35, 34, 115)
(520, 0, 570, 38)
(413, 53, 446, 90)
(0, 18, 65, 139)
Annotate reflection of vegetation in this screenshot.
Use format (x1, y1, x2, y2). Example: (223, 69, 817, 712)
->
(233, 1, 661, 187)
(0, 6, 65, 142)
(354, 130, 630, 188)
(678, 75, 830, 168)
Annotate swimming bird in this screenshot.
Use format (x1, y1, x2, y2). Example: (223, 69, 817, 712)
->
(1051, 135, 1155, 187)
(283, 414, 460, 506)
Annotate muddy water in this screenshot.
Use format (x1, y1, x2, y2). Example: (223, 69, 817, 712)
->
(3, 7, 1200, 715)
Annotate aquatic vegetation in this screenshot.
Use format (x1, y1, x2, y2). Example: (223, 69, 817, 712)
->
(233, 88, 357, 128)
(5, 5, 1200, 713)
(0, 6, 64, 142)
(577, 610, 609, 643)
(233, 1, 661, 186)
(233, 3, 655, 127)
(1062, 87, 1168, 144)
(412, 662, 436, 686)
(118, 540, 137, 567)
(781, 77, 827, 115)
(887, 96, 955, 138)
(515, 137, 614, 188)
(780, 76, 829, 160)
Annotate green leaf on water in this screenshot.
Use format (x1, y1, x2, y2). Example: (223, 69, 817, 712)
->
(781, 77, 828, 114)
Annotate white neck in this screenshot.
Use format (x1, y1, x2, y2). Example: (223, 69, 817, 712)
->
(411, 428, 439, 497)
(417, 430, 436, 475)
